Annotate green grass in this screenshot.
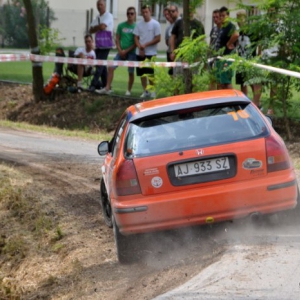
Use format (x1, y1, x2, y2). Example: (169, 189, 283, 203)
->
(1, 58, 300, 119)
(0, 59, 146, 97)
(0, 120, 112, 141)
(0, 61, 53, 84)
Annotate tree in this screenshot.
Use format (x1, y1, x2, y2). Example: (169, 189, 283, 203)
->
(0, 0, 55, 48)
(150, 0, 204, 94)
(235, 0, 300, 140)
(23, 0, 44, 102)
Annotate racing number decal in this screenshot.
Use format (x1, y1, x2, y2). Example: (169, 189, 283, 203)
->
(227, 110, 250, 121)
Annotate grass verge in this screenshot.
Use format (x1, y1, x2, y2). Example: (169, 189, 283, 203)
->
(0, 163, 64, 299)
(0, 119, 112, 141)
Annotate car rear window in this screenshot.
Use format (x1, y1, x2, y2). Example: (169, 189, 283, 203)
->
(125, 103, 269, 157)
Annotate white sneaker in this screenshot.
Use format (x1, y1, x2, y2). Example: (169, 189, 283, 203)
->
(150, 92, 156, 98)
(95, 87, 111, 94)
(125, 90, 131, 96)
(140, 91, 150, 98)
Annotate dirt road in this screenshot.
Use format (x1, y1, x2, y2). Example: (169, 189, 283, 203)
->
(0, 127, 228, 300)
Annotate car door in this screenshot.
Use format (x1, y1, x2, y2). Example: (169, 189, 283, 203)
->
(105, 112, 128, 197)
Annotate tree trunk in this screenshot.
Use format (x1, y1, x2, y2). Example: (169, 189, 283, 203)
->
(23, 0, 45, 102)
(183, 0, 193, 94)
(282, 78, 292, 140)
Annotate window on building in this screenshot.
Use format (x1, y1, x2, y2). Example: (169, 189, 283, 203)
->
(108, 0, 116, 15)
(108, 0, 113, 13)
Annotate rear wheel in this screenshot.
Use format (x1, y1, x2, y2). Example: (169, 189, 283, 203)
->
(100, 179, 112, 228)
(112, 215, 136, 264)
(294, 185, 300, 216)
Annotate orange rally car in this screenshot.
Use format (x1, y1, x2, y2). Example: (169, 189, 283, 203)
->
(97, 89, 299, 263)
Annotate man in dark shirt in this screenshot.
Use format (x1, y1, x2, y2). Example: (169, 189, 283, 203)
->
(209, 9, 221, 51)
(209, 9, 221, 90)
(215, 6, 239, 89)
(169, 10, 205, 62)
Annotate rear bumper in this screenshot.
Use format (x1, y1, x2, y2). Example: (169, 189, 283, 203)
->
(113, 173, 298, 234)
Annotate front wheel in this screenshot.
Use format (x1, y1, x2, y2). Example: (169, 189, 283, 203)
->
(100, 179, 112, 228)
(112, 215, 136, 264)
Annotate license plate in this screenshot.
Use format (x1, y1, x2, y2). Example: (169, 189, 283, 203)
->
(174, 157, 230, 177)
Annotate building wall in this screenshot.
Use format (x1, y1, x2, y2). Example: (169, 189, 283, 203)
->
(47, 0, 171, 49)
(48, 0, 208, 50)
(0, 0, 258, 51)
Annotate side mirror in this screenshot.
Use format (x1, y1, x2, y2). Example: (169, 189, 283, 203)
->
(97, 141, 109, 156)
(265, 115, 273, 127)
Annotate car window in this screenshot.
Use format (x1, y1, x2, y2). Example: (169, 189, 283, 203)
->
(111, 113, 127, 158)
(125, 103, 269, 157)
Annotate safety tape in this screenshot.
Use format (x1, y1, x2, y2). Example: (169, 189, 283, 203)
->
(0, 53, 189, 68)
(221, 57, 300, 80)
(2, 53, 300, 79)
(0, 54, 31, 62)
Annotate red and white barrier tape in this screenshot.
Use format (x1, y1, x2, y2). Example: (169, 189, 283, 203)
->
(0, 54, 31, 62)
(2, 53, 300, 79)
(222, 57, 300, 80)
(0, 53, 188, 68)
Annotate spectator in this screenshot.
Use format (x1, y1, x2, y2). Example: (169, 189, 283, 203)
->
(169, 8, 205, 62)
(235, 10, 261, 107)
(215, 6, 239, 89)
(73, 34, 96, 90)
(96, 7, 137, 96)
(166, 4, 181, 75)
(89, 0, 113, 91)
(209, 9, 221, 90)
(169, 6, 204, 91)
(210, 9, 221, 51)
(133, 4, 161, 99)
(169, 4, 181, 24)
(163, 6, 173, 73)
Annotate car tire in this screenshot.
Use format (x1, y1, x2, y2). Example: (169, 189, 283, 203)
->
(100, 179, 113, 228)
(112, 215, 136, 264)
(294, 185, 300, 216)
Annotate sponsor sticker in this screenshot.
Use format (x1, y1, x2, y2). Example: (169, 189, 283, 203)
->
(144, 168, 159, 176)
(250, 169, 265, 177)
(151, 176, 163, 188)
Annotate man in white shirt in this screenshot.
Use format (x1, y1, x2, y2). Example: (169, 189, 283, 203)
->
(133, 5, 161, 98)
(73, 34, 96, 90)
(89, 0, 113, 91)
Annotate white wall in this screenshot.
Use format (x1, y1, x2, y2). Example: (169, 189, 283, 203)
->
(0, 0, 258, 51)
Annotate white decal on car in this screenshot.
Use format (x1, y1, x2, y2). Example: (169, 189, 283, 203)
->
(144, 168, 159, 176)
(151, 176, 163, 188)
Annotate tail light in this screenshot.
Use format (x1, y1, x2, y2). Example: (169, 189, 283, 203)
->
(116, 160, 141, 196)
(265, 135, 290, 172)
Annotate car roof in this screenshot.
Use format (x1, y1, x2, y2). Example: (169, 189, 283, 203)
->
(128, 89, 250, 122)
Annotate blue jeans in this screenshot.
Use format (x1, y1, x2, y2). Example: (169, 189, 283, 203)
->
(91, 48, 110, 89)
(112, 52, 136, 74)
